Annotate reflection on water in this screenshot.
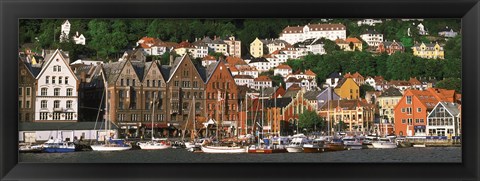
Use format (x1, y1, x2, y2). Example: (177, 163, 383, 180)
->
(20, 147, 461, 163)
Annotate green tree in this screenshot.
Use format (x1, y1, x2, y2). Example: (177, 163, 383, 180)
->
(298, 110, 324, 133)
(435, 78, 462, 93)
(359, 84, 375, 99)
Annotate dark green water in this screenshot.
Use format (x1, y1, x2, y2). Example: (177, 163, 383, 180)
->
(19, 147, 461, 163)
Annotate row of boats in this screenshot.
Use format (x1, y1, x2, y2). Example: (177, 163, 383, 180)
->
(19, 133, 419, 154)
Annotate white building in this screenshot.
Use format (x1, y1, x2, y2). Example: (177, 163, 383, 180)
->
(324, 72, 342, 88)
(60, 20, 71, 42)
(279, 23, 346, 45)
(230, 65, 259, 79)
(427, 102, 461, 137)
(233, 75, 254, 88)
(294, 38, 326, 55)
(273, 64, 293, 77)
(360, 30, 383, 47)
(35, 49, 79, 122)
(192, 40, 210, 58)
(365, 76, 376, 89)
(136, 37, 171, 56)
(223, 36, 242, 57)
(253, 76, 273, 90)
(72, 32, 86, 45)
(248, 57, 274, 73)
(19, 122, 118, 142)
(265, 50, 288, 68)
(357, 19, 383, 26)
(201, 36, 228, 56)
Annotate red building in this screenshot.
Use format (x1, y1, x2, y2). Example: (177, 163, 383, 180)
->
(394, 88, 459, 136)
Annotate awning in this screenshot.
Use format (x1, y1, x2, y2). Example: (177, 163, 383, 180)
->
(144, 123, 169, 128)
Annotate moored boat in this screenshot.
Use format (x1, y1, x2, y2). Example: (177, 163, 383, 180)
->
(302, 139, 325, 153)
(325, 139, 346, 151)
(137, 138, 171, 150)
(342, 137, 363, 150)
(91, 139, 132, 151)
(19, 143, 43, 153)
(372, 138, 397, 149)
(286, 134, 310, 153)
(201, 145, 247, 153)
(396, 137, 412, 148)
(40, 139, 76, 153)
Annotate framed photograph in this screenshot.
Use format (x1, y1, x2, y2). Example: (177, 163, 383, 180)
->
(1, 0, 479, 180)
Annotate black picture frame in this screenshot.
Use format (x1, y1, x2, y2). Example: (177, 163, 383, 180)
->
(1, 0, 479, 180)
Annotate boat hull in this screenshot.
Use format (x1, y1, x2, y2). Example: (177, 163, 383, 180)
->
(247, 148, 287, 154)
(372, 142, 397, 149)
(325, 144, 345, 151)
(201, 146, 246, 153)
(302, 147, 323, 153)
(286, 146, 303, 153)
(138, 144, 170, 150)
(91, 145, 132, 151)
(43, 147, 75, 153)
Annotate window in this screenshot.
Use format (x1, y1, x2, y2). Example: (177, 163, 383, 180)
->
(40, 113, 48, 120)
(58, 66, 61, 72)
(54, 100, 60, 108)
(53, 66, 57, 72)
(41, 88, 48, 96)
(53, 113, 60, 120)
(132, 79, 135, 86)
(407, 118, 413, 125)
(65, 77, 69, 84)
(147, 80, 150, 87)
(66, 100, 72, 108)
(19, 88, 22, 96)
(46, 76, 49, 84)
(66, 88, 73, 96)
(407, 107, 412, 115)
(65, 113, 73, 120)
(406, 96, 412, 104)
(402, 119, 406, 124)
(41, 100, 47, 108)
(59, 77, 62, 84)
(126, 79, 130, 86)
(417, 108, 421, 112)
(19, 100, 22, 109)
(26, 87, 31, 96)
(54, 88, 60, 96)
(26, 101, 30, 108)
(175, 81, 179, 87)
(52, 76, 56, 84)
(120, 79, 124, 86)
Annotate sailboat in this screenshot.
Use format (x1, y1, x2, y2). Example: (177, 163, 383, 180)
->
(138, 92, 171, 150)
(200, 89, 247, 153)
(91, 70, 132, 151)
(372, 119, 397, 149)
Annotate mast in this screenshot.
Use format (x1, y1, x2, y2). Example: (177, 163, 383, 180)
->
(245, 92, 248, 135)
(327, 88, 330, 136)
(103, 71, 109, 144)
(261, 87, 264, 140)
(274, 86, 277, 136)
(191, 95, 196, 141)
(151, 92, 156, 140)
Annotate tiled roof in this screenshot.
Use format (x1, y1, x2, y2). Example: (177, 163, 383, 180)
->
(226, 56, 247, 65)
(307, 23, 345, 31)
(275, 64, 292, 70)
(233, 74, 254, 79)
(131, 61, 146, 82)
(203, 55, 217, 60)
(409, 77, 422, 85)
(266, 97, 293, 108)
(328, 72, 341, 79)
(352, 72, 363, 79)
(305, 69, 316, 76)
(254, 75, 271, 82)
(102, 61, 126, 84)
(175, 41, 195, 49)
(382, 41, 404, 48)
(336, 37, 362, 44)
(286, 77, 301, 83)
(389, 80, 411, 86)
(304, 90, 322, 100)
(281, 26, 304, 34)
(379, 87, 402, 97)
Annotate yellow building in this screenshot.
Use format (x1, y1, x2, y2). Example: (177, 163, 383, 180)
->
(376, 87, 403, 124)
(334, 78, 359, 100)
(335, 37, 363, 51)
(412, 42, 444, 59)
(250, 38, 264, 58)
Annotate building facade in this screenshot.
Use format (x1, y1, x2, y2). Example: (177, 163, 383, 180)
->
(279, 23, 347, 44)
(412, 42, 445, 59)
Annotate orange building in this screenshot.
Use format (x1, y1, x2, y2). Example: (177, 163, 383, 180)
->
(394, 88, 458, 136)
(205, 60, 239, 137)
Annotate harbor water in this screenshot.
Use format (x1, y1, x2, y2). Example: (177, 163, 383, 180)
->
(19, 147, 461, 163)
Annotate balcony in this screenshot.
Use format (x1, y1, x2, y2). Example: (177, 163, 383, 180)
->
(53, 107, 64, 112)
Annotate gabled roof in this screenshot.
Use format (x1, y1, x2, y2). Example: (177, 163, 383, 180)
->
(249, 57, 269, 63)
(205, 60, 230, 83)
(275, 64, 292, 70)
(379, 87, 402, 97)
(305, 69, 316, 76)
(175, 41, 195, 49)
(35, 49, 78, 82)
(381, 41, 404, 48)
(388, 80, 411, 87)
(409, 77, 422, 85)
(335, 78, 358, 89)
(328, 72, 341, 79)
(102, 60, 127, 84)
(304, 90, 322, 100)
(19, 57, 42, 77)
(266, 97, 293, 108)
(225, 56, 247, 66)
(130, 61, 146, 82)
(254, 75, 271, 82)
(233, 74, 254, 79)
(286, 77, 301, 83)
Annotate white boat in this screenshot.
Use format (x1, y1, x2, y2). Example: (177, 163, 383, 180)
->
(137, 93, 171, 150)
(90, 77, 132, 152)
(38, 138, 76, 153)
(372, 138, 397, 149)
(286, 134, 310, 153)
(91, 139, 132, 151)
(137, 138, 171, 150)
(342, 137, 363, 150)
(200, 145, 247, 153)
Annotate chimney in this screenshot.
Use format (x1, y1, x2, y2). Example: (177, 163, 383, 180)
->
(169, 54, 174, 66)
